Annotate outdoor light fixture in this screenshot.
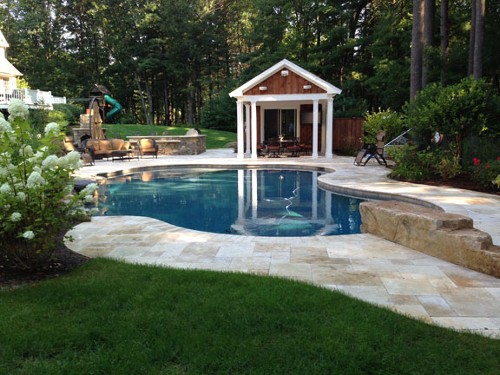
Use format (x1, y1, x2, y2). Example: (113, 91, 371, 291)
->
(281, 70, 289, 77)
(303, 84, 312, 90)
(259, 86, 268, 91)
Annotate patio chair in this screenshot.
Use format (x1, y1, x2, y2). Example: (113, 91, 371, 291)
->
(267, 138, 281, 158)
(138, 138, 159, 158)
(61, 136, 94, 165)
(353, 130, 387, 167)
(299, 137, 313, 155)
(285, 138, 301, 157)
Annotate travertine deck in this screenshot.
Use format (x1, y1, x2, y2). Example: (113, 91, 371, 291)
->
(67, 150, 500, 338)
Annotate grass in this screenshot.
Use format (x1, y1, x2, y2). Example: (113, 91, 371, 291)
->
(1, 259, 499, 374)
(103, 124, 236, 149)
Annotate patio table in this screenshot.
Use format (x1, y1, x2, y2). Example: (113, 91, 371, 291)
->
(111, 149, 139, 161)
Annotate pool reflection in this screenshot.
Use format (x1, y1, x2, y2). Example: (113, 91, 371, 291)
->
(94, 168, 364, 237)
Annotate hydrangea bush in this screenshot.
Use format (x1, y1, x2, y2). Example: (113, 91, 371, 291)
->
(0, 99, 96, 271)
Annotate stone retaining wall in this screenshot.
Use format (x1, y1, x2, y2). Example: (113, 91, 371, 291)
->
(127, 134, 206, 155)
(360, 200, 500, 277)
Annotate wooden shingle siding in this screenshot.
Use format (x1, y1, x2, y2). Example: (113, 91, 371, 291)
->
(243, 70, 326, 96)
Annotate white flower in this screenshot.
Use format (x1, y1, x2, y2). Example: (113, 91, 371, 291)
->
(84, 194, 94, 203)
(19, 144, 34, 157)
(28, 151, 45, 163)
(89, 207, 99, 215)
(26, 171, 46, 187)
(8, 99, 29, 119)
(22, 230, 35, 240)
(44, 122, 59, 135)
(0, 117, 12, 133)
(10, 212, 22, 222)
(81, 183, 98, 196)
(16, 192, 26, 201)
(0, 183, 12, 194)
(42, 155, 59, 170)
(57, 151, 82, 170)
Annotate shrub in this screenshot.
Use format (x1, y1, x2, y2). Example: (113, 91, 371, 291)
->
(389, 144, 462, 181)
(0, 100, 96, 271)
(53, 103, 83, 125)
(28, 108, 50, 134)
(435, 153, 461, 179)
(27, 104, 83, 134)
(405, 77, 500, 159)
(387, 145, 434, 181)
(363, 109, 406, 146)
(469, 157, 500, 191)
(462, 136, 500, 169)
(118, 113, 137, 124)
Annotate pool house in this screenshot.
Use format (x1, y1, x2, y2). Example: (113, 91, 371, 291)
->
(229, 59, 342, 160)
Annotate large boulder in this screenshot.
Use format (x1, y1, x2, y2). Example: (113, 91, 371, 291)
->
(360, 200, 500, 277)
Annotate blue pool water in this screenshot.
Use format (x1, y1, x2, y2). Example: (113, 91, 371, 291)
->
(94, 168, 365, 237)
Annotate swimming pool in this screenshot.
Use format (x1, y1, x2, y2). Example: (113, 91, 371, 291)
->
(94, 168, 365, 237)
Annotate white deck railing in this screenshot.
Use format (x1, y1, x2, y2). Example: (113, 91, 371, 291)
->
(0, 87, 66, 108)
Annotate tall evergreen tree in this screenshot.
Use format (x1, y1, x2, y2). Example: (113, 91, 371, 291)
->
(410, 0, 424, 100)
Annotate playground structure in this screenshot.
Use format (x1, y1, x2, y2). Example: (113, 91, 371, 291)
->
(71, 84, 123, 147)
(88, 84, 122, 124)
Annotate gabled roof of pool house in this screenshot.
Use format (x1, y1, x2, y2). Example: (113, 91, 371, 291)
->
(229, 59, 341, 160)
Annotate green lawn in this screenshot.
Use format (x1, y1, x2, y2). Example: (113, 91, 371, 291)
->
(103, 124, 236, 149)
(1, 259, 498, 374)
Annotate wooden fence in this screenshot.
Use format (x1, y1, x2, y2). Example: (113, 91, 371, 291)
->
(332, 117, 364, 152)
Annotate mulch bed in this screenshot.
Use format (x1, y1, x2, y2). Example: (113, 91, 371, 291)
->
(0, 244, 90, 290)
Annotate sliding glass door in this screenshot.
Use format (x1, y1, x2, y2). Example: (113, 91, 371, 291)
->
(264, 109, 296, 141)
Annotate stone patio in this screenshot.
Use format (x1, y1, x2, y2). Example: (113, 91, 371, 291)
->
(67, 149, 500, 338)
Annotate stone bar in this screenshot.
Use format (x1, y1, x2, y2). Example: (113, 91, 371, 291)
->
(126, 133, 206, 155)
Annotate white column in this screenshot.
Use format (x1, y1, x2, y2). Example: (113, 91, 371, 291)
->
(236, 99, 245, 160)
(250, 100, 258, 160)
(245, 169, 251, 211)
(251, 169, 258, 219)
(312, 172, 318, 219)
(325, 97, 334, 159)
(325, 191, 333, 224)
(238, 169, 245, 221)
(245, 103, 251, 157)
(312, 99, 319, 159)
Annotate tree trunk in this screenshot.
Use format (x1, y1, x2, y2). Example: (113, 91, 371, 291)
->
(187, 85, 194, 125)
(135, 74, 149, 125)
(422, 0, 435, 87)
(473, 0, 485, 79)
(440, 0, 449, 84)
(410, 0, 425, 100)
(468, 0, 476, 76)
(163, 79, 170, 126)
(144, 79, 154, 125)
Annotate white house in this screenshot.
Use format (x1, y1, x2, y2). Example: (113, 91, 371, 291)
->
(0, 30, 66, 109)
(229, 59, 342, 160)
